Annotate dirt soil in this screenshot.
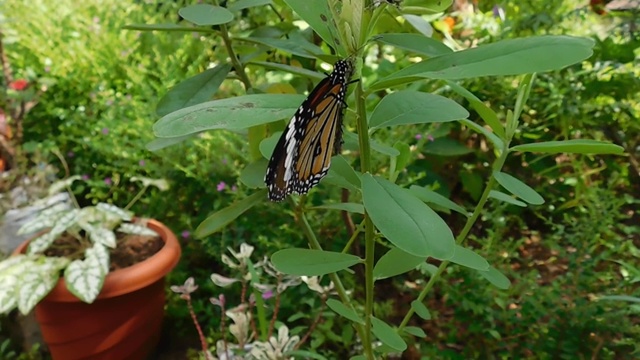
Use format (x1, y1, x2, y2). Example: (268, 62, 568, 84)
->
(44, 231, 164, 271)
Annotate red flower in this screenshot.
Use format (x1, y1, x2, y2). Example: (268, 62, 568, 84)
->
(8, 79, 28, 91)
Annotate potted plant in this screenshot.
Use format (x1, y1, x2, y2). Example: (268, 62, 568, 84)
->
(0, 175, 181, 360)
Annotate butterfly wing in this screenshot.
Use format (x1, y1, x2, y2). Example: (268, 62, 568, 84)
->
(265, 60, 352, 202)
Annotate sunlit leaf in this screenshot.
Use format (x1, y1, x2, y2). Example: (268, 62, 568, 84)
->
(179, 4, 233, 26)
(362, 175, 455, 259)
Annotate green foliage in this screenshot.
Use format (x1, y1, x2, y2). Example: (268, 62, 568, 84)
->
(6, 0, 638, 358)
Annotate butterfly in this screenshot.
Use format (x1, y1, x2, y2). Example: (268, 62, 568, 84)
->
(265, 59, 354, 202)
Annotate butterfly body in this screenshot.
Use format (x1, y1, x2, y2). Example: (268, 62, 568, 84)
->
(265, 60, 353, 202)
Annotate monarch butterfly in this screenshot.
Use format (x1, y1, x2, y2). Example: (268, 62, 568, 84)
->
(265, 59, 354, 202)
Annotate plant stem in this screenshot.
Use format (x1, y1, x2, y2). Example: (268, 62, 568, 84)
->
(354, 72, 375, 359)
(125, 185, 148, 211)
(292, 201, 368, 352)
(398, 140, 511, 330)
(186, 296, 211, 360)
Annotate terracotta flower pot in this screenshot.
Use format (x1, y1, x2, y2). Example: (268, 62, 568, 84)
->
(13, 219, 181, 360)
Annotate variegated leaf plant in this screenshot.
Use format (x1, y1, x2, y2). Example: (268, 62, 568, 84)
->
(0, 175, 167, 315)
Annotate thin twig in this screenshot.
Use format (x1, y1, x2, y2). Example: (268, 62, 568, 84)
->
(295, 295, 328, 350)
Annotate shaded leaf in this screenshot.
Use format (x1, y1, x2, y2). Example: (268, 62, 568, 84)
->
(376, 33, 452, 57)
(156, 64, 232, 116)
(271, 249, 362, 276)
(195, 191, 266, 237)
(493, 171, 544, 205)
(489, 190, 527, 207)
(371, 317, 407, 351)
(373, 247, 426, 280)
(411, 300, 431, 320)
(510, 140, 624, 154)
(478, 266, 511, 289)
(326, 299, 365, 324)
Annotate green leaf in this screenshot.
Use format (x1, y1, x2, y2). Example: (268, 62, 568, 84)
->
(89, 227, 116, 248)
(404, 326, 427, 338)
(447, 81, 504, 139)
(122, 23, 214, 32)
(27, 232, 59, 255)
(18, 257, 69, 314)
(371, 317, 407, 351)
(403, 14, 433, 37)
(156, 64, 232, 117)
(0, 256, 33, 314)
(411, 300, 431, 320)
(376, 33, 452, 57)
(328, 155, 361, 189)
(510, 140, 624, 154)
(146, 134, 196, 151)
(449, 245, 489, 271)
(373, 247, 426, 280)
(460, 119, 503, 150)
(96, 203, 133, 221)
(250, 61, 325, 80)
(271, 249, 362, 276)
(244, 35, 323, 59)
(370, 36, 594, 90)
(409, 185, 468, 216)
(312, 203, 364, 214)
(240, 159, 268, 189)
(64, 255, 105, 304)
(195, 191, 266, 237)
(326, 299, 365, 324)
(393, 142, 411, 171)
(489, 190, 527, 207)
(369, 91, 468, 130)
(362, 175, 455, 259)
(154, 94, 305, 138)
(343, 131, 400, 157)
(179, 4, 234, 26)
(227, 0, 272, 12)
(493, 171, 545, 205)
(285, 350, 328, 360)
(423, 138, 473, 156)
(597, 295, 640, 303)
(281, 0, 339, 55)
(478, 266, 511, 289)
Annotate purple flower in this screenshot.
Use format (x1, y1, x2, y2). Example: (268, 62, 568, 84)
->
(427, 134, 435, 142)
(222, 158, 227, 165)
(81, 174, 89, 180)
(231, 185, 237, 192)
(415, 134, 423, 140)
(139, 160, 146, 167)
(262, 290, 274, 300)
(67, 151, 75, 158)
(101, 127, 109, 135)
(217, 181, 226, 192)
(181, 230, 190, 239)
(104, 177, 112, 186)
(44, 66, 50, 73)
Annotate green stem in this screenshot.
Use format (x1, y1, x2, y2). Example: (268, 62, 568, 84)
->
(355, 74, 375, 359)
(125, 185, 148, 211)
(341, 219, 364, 254)
(398, 141, 511, 330)
(292, 199, 368, 347)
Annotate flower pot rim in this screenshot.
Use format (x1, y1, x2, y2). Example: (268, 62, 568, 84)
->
(12, 218, 181, 302)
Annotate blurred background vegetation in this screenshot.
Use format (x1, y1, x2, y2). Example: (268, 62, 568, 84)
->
(1, 0, 638, 358)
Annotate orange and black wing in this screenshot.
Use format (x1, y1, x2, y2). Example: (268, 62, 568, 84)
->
(265, 59, 353, 202)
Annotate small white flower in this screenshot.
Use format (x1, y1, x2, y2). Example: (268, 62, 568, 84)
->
(211, 273, 240, 287)
(250, 325, 299, 360)
(301, 276, 335, 295)
(226, 308, 251, 345)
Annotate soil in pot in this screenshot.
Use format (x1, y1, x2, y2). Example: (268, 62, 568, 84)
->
(43, 231, 164, 270)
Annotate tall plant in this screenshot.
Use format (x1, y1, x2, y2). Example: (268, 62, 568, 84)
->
(134, 0, 622, 357)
